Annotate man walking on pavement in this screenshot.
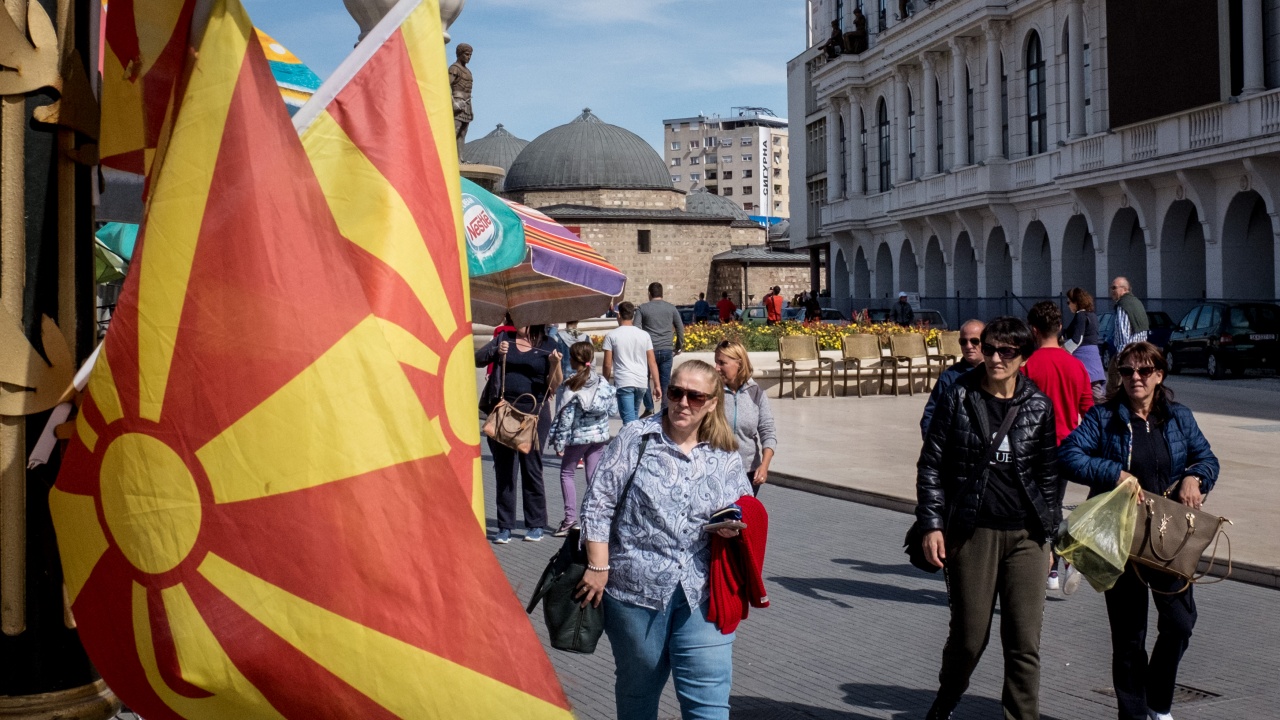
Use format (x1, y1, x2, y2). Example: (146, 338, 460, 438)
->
(1110, 276, 1149, 349)
(765, 286, 784, 325)
(603, 302, 662, 423)
(920, 319, 984, 439)
(1022, 301, 1094, 594)
(891, 291, 915, 326)
(635, 282, 684, 415)
(693, 292, 711, 323)
(717, 292, 737, 323)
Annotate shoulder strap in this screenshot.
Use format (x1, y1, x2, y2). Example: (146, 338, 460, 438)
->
(986, 403, 1019, 465)
(609, 436, 650, 539)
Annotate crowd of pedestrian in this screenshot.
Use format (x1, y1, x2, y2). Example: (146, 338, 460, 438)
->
(475, 276, 1216, 720)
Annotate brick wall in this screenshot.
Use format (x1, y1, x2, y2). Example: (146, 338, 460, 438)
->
(711, 262, 824, 307)
(510, 188, 685, 210)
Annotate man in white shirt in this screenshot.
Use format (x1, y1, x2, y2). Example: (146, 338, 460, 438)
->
(603, 302, 662, 423)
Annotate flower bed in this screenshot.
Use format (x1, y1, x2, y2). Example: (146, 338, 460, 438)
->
(683, 321, 942, 352)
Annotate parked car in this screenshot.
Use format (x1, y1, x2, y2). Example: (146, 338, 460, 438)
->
(915, 309, 948, 330)
(819, 308, 851, 325)
(1098, 310, 1174, 366)
(1165, 302, 1280, 379)
(740, 305, 805, 325)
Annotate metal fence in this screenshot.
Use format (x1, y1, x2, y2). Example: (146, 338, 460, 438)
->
(828, 294, 1280, 331)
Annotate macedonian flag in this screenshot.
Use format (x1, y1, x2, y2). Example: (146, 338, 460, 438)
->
(51, 1, 572, 717)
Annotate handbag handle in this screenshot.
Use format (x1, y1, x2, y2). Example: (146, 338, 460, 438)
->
(1142, 501, 1196, 563)
(1135, 524, 1232, 596)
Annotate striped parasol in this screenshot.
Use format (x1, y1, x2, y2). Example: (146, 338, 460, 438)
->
(470, 200, 626, 326)
(256, 29, 322, 115)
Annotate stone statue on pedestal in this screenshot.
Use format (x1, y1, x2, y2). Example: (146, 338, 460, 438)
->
(450, 43, 474, 159)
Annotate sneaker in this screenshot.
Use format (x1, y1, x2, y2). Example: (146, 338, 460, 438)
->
(552, 519, 575, 537)
(1148, 711, 1174, 720)
(524, 527, 544, 542)
(1062, 565, 1084, 596)
(493, 529, 511, 544)
(1046, 570, 1060, 592)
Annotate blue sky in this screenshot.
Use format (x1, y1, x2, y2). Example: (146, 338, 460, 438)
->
(242, 0, 804, 150)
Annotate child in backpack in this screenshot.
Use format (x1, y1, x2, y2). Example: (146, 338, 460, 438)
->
(547, 341, 617, 536)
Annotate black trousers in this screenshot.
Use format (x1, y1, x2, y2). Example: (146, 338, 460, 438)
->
(1103, 563, 1197, 719)
(487, 404, 551, 530)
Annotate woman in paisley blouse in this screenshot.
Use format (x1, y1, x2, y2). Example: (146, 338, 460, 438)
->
(578, 360, 753, 720)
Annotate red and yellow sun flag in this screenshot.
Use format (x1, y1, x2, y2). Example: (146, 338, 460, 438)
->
(51, 1, 572, 717)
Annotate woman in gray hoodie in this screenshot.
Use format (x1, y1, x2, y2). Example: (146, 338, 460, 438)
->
(548, 341, 618, 535)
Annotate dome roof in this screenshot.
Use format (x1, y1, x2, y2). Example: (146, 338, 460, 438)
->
(505, 109, 673, 192)
(462, 124, 529, 174)
(685, 187, 751, 220)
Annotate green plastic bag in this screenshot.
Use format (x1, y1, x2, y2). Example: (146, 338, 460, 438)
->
(1054, 477, 1140, 592)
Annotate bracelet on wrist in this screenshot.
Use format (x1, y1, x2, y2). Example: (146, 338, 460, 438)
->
(586, 563, 610, 573)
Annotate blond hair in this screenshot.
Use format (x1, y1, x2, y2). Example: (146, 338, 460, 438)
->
(671, 360, 738, 453)
(714, 340, 754, 388)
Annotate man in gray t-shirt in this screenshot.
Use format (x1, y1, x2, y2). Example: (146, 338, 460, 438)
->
(634, 282, 684, 414)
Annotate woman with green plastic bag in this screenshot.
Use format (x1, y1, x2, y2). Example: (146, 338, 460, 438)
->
(1059, 342, 1219, 720)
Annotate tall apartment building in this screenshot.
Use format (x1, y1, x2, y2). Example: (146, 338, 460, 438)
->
(788, 0, 1280, 325)
(662, 109, 792, 221)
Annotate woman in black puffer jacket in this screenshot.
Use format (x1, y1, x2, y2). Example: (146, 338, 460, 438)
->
(915, 317, 1060, 720)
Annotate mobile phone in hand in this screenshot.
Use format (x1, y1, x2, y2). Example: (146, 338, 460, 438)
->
(703, 519, 747, 533)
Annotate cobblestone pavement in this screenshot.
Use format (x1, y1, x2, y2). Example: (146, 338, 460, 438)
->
(496, 452, 1280, 720)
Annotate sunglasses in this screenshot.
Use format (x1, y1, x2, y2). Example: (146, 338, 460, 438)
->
(1118, 366, 1157, 378)
(981, 343, 1019, 361)
(960, 337, 982, 347)
(666, 385, 711, 409)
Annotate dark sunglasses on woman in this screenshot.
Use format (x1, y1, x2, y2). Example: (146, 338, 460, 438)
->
(666, 385, 710, 409)
(1118, 365, 1157, 378)
(981, 343, 1019, 361)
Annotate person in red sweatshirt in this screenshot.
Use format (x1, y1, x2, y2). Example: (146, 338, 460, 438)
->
(1023, 301, 1093, 595)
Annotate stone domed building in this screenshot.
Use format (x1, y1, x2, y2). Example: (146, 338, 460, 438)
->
(462, 124, 528, 191)
(502, 109, 819, 307)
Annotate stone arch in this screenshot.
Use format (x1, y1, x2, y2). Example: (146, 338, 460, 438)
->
(924, 235, 947, 298)
(1060, 214, 1096, 296)
(954, 232, 978, 296)
(832, 246, 851, 301)
(985, 226, 1013, 296)
(1159, 199, 1206, 303)
(1222, 191, 1274, 299)
(899, 238, 920, 293)
(1107, 207, 1148, 298)
(875, 242, 894, 298)
(854, 245, 871, 299)
(1021, 220, 1052, 298)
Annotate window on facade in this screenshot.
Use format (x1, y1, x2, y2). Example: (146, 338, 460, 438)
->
(807, 179, 826, 239)
(838, 112, 848, 195)
(690, 140, 701, 149)
(774, 136, 783, 145)
(690, 172, 701, 181)
(741, 136, 752, 145)
(907, 89, 917, 180)
(671, 175, 681, 182)
(705, 154, 717, 164)
(723, 170, 734, 179)
(935, 80, 944, 171)
(1026, 31, 1047, 155)
(876, 0, 887, 32)
(835, 0, 845, 29)
(743, 186, 753, 195)
(775, 184, 783, 195)
(670, 141, 680, 150)
(707, 170, 718, 179)
(637, 230, 651, 253)
(742, 154, 753, 162)
(671, 158, 681, 167)
(690, 157, 700, 165)
(774, 151, 782, 164)
(723, 155, 734, 163)
(1084, 43, 1092, 134)
(1000, 53, 1009, 158)
(744, 203, 755, 211)
(725, 187, 734, 196)
(744, 169, 754, 178)
(877, 98, 891, 192)
(774, 167, 783, 177)
(806, 118, 826, 176)
(965, 68, 975, 163)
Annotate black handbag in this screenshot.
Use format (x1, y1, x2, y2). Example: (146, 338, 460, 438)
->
(526, 438, 648, 653)
(905, 401, 1019, 573)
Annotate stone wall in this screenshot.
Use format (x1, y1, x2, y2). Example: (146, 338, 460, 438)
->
(572, 221, 764, 306)
(511, 187, 685, 211)
(712, 261, 826, 307)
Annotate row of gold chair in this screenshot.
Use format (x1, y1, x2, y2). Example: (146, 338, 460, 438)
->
(775, 330, 964, 399)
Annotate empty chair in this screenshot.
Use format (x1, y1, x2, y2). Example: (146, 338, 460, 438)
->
(777, 335, 834, 399)
(887, 334, 942, 396)
(937, 331, 962, 366)
(839, 334, 889, 397)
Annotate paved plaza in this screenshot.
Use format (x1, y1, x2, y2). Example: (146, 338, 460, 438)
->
(495, 451, 1280, 719)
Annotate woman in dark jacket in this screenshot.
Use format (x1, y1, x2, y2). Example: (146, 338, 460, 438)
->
(475, 324, 562, 544)
(1059, 342, 1219, 720)
(915, 317, 1060, 720)
(1064, 287, 1107, 400)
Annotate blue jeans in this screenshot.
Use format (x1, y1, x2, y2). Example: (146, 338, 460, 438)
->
(643, 349, 674, 413)
(616, 386, 647, 424)
(603, 590, 735, 720)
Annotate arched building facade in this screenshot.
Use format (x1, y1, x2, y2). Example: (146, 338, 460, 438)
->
(788, 0, 1280, 324)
